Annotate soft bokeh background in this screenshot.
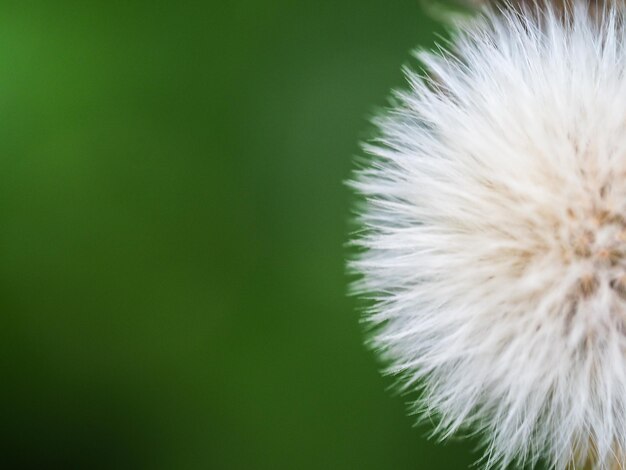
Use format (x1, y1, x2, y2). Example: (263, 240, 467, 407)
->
(2, 1, 484, 469)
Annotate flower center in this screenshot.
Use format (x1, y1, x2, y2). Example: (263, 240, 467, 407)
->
(568, 206, 626, 299)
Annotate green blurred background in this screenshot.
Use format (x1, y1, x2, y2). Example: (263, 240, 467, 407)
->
(1, 1, 482, 469)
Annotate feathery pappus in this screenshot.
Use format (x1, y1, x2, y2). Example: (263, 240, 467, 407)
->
(351, 2, 626, 468)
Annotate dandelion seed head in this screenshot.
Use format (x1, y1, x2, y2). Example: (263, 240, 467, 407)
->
(351, 2, 626, 468)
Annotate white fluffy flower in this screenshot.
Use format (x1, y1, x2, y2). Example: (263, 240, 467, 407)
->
(351, 3, 626, 469)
